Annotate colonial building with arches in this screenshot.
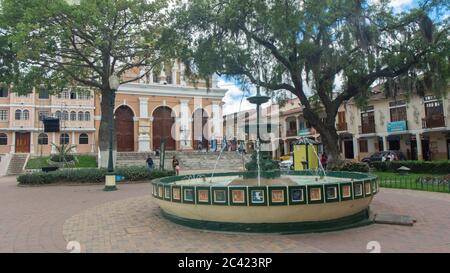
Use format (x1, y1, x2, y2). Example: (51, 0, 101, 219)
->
(95, 81, 227, 153)
(0, 62, 227, 161)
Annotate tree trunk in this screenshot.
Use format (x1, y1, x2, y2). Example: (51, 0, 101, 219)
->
(300, 104, 342, 168)
(317, 126, 342, 168)
(98, 88, 117, 169)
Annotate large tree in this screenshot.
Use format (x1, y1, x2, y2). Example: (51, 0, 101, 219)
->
(177, 0, 449, 165)
(1, 0, 176, 167)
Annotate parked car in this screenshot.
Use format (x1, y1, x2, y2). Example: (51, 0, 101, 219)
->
(279, 156, 294, 171)
(361, 151, 406, 163)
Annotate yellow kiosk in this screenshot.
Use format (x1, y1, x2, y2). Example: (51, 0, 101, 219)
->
(293, 138, 320, 171)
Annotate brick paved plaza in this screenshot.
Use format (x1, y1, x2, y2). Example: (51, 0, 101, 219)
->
(0, 175, 449, 253)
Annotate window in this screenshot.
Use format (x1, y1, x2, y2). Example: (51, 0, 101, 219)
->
(38, 133, 48, 145)
(79, 133, 89, 144)
(23, 110, 30, 120)
(78, 111, 84, 121)
(38, 88, 49, 99)
(287, 118, 297, 130)
(424, 95, 438, 102)
(298, 121, 306, 130)
(70, 91, 77, 100)
(360, 106, 375, 134)
(337, 111, 346, 124)
(166, 75, 173, 84)
(38, 111, 49, 121)
(0, 110, 8, 121)
(0, 85, 8, 97)
(84, 112, 91, 121)
(58, 91, 70, 99)
(359, 140, 368, 153)
(78, 90, 91, 100)
(60, 133, 70, 145)
(70, 111, 77, 121)
(389, 100, 407, 122)
(153, 72, 159, 83)
(0, 133, 7, 145)
(15, 110, 22, 120)
(55, 111, 61, 119)
(62, 111, 69, 121)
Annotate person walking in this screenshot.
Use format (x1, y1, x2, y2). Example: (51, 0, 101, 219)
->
(172, 156, 180, 176)
(320, 153, 328, 170)
(146, 156, 154, 174)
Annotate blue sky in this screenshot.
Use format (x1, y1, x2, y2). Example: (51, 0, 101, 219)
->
(219, 0, 447, 115)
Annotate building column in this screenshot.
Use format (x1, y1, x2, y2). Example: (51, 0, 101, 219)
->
(159, 63, 166, 84)
(416, 133, 423, 160)
(51, 133, 57, 154)
(211, 101, 222, 144)
(180, 63, 187, 86)
(353, 137, 360, 161)
(149, 69, 154, 83)
(138, 98, 151, 152)
(30, 132, 35, 155)
(171, 62, 178, 85)
(71, 131, 77, 153)
(10, 132, 15, 153)
(382, 136, 388, 152)
(180, 99, 192, 150)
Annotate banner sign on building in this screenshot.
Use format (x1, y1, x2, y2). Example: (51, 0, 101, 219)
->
(387, 121, 407, 133)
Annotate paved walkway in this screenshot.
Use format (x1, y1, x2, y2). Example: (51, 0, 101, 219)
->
(0, 175, 449, 253)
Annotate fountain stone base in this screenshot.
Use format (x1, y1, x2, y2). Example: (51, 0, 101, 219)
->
(151, 171, 379, 233)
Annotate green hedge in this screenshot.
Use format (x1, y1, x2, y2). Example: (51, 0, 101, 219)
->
(371, 161, 450, 174)
(330, 161, 370, 173)
(17, 167, 175, 185)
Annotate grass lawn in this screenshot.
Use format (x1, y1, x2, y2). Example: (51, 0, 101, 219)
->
(372, 171, 444, 180)
(26, 155, 97, 169)
(371, 171, 449, 193)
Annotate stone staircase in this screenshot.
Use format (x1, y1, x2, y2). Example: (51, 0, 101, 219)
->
(116, 151, 250, 171)
(7, 154, 29, 176)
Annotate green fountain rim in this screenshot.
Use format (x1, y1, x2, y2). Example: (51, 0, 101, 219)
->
(152, 170, 377, 185)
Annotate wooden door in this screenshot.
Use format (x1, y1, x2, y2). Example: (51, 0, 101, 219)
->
(115, 106, 135, 152)
(15, 132, 30, 153)
(153, 107, 176, 151)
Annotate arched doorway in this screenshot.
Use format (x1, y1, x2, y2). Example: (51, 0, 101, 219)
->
(115, 106, 135, 152)
(192, 108, 209, 151)
(153, 106, 176, 151)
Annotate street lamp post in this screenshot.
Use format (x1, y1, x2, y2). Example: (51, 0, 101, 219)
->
(104, 74, 120, 192)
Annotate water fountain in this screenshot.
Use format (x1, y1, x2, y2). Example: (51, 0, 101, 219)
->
(151, 86, 378, 233)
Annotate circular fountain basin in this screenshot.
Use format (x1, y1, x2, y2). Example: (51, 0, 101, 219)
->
(151, 171, 378, 233)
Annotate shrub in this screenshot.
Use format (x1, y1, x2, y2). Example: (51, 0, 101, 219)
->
(330, 161, 370, 173)
(245, 151, 279, 171)
(371, 161, 450, 174)
(17, 167, 174, 185)
(50, 154, 75, 163)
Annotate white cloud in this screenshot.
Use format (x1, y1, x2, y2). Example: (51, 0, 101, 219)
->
(389, 0, 414, 8)
(219, 79, 273, 115)
(370, 0, 416, 11)
(219, 79, 255, 115)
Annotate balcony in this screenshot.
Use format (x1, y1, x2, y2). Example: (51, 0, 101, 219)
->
(286, 129, 297, 137)
(337, 122, 348, 131)
(422, 114, 446, 129)
(359, 123, 376, 134)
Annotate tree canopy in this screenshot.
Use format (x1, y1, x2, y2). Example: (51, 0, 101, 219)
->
(176, 0, 450, 162)
(0, 0, 178, 167)
(1, 0, 175, 95)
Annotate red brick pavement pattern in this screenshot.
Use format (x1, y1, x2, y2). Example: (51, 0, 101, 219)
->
(1, 175, 449, 253)
(0, 176, 152, 253)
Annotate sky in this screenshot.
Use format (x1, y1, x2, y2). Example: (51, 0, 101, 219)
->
(219, 0, 432, 115)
